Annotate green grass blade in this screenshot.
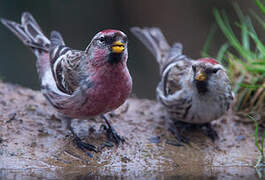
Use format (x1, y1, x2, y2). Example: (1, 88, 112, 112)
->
(249, 32, 265, 57)
(202, 24, 217, 57)
(233, 3, 250, 50)
(239, 83, 262, 89)
(233, 3, 245, 23)
(245, 16, 258, 35)
(216, 43, 229, 62)
(261, 130, 265, 152)
(233, 74, 245, 94)
(214, 9, 254, 61)
(251, 115, 262, 152)
(255, 0, 265, 15)
(251, 10, 265, 31)
(252, 61, 265, 65)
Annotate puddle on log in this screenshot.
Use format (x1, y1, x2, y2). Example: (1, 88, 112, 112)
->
(0, 167, 264, 179)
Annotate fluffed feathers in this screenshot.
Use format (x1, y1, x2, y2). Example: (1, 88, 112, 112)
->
(131, 27, 234, 124)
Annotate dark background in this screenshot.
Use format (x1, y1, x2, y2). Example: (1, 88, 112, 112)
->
(0, 0, 259, 99)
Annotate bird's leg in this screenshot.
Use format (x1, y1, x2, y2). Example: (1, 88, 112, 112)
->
(64, 116, 98, 155)
(199, 123, 218, 141)
(101, 114, 125, 145)
(169, 121, 191, 144)
(170, 121, 218, 143)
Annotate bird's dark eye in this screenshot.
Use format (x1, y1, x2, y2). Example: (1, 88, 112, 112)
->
(99, 37, 105, 42)
(192, 65, 196, 72)
(212, 68, 219, 73)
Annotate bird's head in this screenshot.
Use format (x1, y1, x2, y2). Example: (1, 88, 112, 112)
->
(86, 29, 128, 66)
(191, 58, 228, 94)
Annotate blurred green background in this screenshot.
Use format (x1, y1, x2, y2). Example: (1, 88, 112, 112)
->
(0, 0, 259, 99)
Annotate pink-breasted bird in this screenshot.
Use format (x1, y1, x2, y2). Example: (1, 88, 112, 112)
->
(131, 27, 233, 142)
(1, 12, 132, 155)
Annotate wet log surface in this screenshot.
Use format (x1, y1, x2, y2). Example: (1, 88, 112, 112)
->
(0, 82, 261, 179)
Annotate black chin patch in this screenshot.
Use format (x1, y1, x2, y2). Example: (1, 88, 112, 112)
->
(195, 80, 208, 94)
(108, 52, 122, 64)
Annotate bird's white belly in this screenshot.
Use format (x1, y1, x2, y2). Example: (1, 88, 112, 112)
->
(185, 96, 223, 124)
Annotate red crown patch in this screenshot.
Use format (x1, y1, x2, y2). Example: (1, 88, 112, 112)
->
(197, 58, 219, 65)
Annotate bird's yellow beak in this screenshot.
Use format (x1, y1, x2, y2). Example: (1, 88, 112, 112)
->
(112, 41, 125, 53)
(195, 71, 207, 81)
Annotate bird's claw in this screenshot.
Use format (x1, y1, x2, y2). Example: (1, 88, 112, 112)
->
(73, 136, 98, 153)
(97, 141, 114, 152)
(102, 124, 125, 145)
(169, 125, 189, 144)
(201, 123, 219, 141)
(169, 121, 218, 144)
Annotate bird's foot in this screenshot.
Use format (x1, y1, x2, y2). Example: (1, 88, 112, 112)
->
(101, 114, 125, 145)
(63, 116, 98, 157)
(101, 124, 125, 145)
(69, 126, 98, 157)
(169, 121, 218, 144)
(169, 122, 190, 144)
(200, 123, 218, 141)
(73, 135, 98, 153)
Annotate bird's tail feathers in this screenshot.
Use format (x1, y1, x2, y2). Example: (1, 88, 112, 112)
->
(131, 27, 185, 71)
(130, 27, 169, 65)
(1, 12, 50, 57)
(50, 30, 65, 48)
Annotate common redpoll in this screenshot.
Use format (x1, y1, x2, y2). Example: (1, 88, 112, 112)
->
(131, 27, 233, 142)
(1, 12, 132, 154)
